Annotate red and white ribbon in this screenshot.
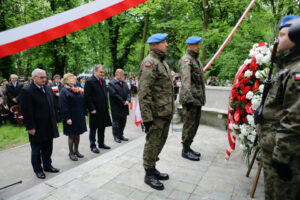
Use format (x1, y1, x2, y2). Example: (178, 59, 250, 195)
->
(203, 0, 256, 72)
(0, 0, 147, 58)
(135, 98, 142, 127)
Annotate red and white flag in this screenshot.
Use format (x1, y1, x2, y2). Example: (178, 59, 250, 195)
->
(51, 86, 59, 92)
(135, 98, 142, 127)
(0, 0, 147, 58)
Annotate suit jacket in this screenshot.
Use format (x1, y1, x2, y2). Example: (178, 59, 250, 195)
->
(6, 82, 23, 107)
(20, 82, 59, 143)
(84, 75, 112, 129)
(108, 78, 131, 119)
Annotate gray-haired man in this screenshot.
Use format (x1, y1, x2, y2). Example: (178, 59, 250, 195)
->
(20, 69, 60, 179)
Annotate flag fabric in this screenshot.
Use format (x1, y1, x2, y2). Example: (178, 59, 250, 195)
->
(0, 0, 147, 58)
(135, 98, 142, 127)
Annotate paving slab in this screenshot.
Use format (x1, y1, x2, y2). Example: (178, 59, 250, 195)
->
(2, 121, 264, 200)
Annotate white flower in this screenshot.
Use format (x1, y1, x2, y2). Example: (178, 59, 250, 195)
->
(261, 54, 271, 64)
(247, 115, 255, 127)
(244, 70, 253, 78)
(249, 49, 258, 57)
(246, 91, 254, 100)
(259, 85, 264, 93)
(256, 53, 264, 65)
(255, 70, 264, 79)
(244, 59, 252, 65)
(239, 143, 247, 150)
(251, 95, 262, 110)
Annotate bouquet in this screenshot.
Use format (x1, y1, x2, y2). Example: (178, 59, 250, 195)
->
(226, 42, 272, 160)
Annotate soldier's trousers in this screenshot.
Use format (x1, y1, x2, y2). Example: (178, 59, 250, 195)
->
(143, 117, 171, 169)
(182, 105, 201, 146)
(262, 149, 300, 200)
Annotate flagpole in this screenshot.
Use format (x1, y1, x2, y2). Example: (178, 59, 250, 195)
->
(203, 0, 257, 72)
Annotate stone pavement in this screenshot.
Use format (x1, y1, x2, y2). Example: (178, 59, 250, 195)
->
(0, 99, 143, 200)
(5, 123, 264, 200)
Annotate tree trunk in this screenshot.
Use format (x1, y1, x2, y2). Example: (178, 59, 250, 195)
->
(139, 12, 150, 63)
(107, 17, 120, 73)
(0, 0, 13, 79)
(201, 0, 209, 63)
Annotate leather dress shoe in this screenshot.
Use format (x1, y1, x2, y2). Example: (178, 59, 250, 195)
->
(154, 168, 169, 180)
(99, 144, 111, 149)
(182, 150, 200, 161)
(114, 136, 121, 143)
(189, 148, 201, 157)
(36, 171, 46, 179)
(69, 153, 78, 161)
(119, 136, 129, 141)
(144, 169, 164, 190)
(44, 167, 60, 173)
(74, 151, 84, 158)
(91, 147, 100, 154)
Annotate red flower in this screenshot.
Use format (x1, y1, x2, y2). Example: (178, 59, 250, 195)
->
(231, 90, 238, 99)
(252, 80, 260, 93)
(234, 82, 240, 89)
(242, 117, 247, 123)
(252, 57, 256, 64)
(236, 106, 241, 110)
(249, 63, 258, 71)
(241, 95, 248, 103)
(258, 42, 266, 47)
(245, 103, 254, 114)
(242, 86, 251, 95)
(237, 72, 244, 81)
(234, 111, 240, 123)
(240, 109, 247, 116)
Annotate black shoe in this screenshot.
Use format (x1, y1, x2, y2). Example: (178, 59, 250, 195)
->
(36, 171, 46, 179)
(144, 169, 164, 190)
(189, 148, 201, 157)
(119, 136, 129, 141)
(69, 153, 78, 161)
(99, 144, 111, 149)
(154, 168, 169, 180)
(91, 147, 100, 154)
(182, 150, 200, 161)
(44, 167, 60, 173)
(74, 151, 84, 158)
(114, 136, 121, 143)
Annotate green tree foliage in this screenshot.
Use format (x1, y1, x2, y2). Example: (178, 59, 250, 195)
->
(0, 0, 299, 82)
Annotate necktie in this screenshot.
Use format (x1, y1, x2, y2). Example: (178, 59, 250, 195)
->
(41, 86, 45, 93)
(99, 79, 102, 86)
(119, 81, 122, 86)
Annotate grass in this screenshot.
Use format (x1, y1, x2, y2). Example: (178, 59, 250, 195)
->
(0, 122, 63, 151)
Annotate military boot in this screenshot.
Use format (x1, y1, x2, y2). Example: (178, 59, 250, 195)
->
(189, 147, 201, 157)
(182, 145, 200, 161)
(154, 168, 169, 180)
(144, 168, 164, 190)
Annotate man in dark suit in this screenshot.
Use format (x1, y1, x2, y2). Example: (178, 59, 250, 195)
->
(20, 69, 60, 179)
(84, 64, 112, 153)
(6, 74, 23, 124)
(108, 69, 131, 143)
(50, 74, 64, 122)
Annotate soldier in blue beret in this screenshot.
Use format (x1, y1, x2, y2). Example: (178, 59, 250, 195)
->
(138, 33, 173, 190)
(178, 36, 206, 162)
(258, 15, 300, 200)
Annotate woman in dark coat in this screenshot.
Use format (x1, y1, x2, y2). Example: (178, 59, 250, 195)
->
(60, 73, 87, 161)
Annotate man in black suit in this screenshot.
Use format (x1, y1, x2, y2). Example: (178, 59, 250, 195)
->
(20, 69, 60, 179)
(84, 65, 112, 153)
(108, 69, 131, 143)
(50, 74, 64, 122)
(6, 74, 23, 124)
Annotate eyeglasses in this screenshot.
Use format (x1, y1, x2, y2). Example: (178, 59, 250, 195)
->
(37, 76, 47, 79)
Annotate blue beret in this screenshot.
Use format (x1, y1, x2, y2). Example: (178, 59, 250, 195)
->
(279, 15, 299, 30)
(147, 33, 168, 44)
(186, 36, 202, 44)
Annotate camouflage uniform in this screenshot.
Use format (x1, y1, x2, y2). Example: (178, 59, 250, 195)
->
(179, 49, 206, 146)
(258, 50, 300, 200)
(138, 49, 174, 170)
